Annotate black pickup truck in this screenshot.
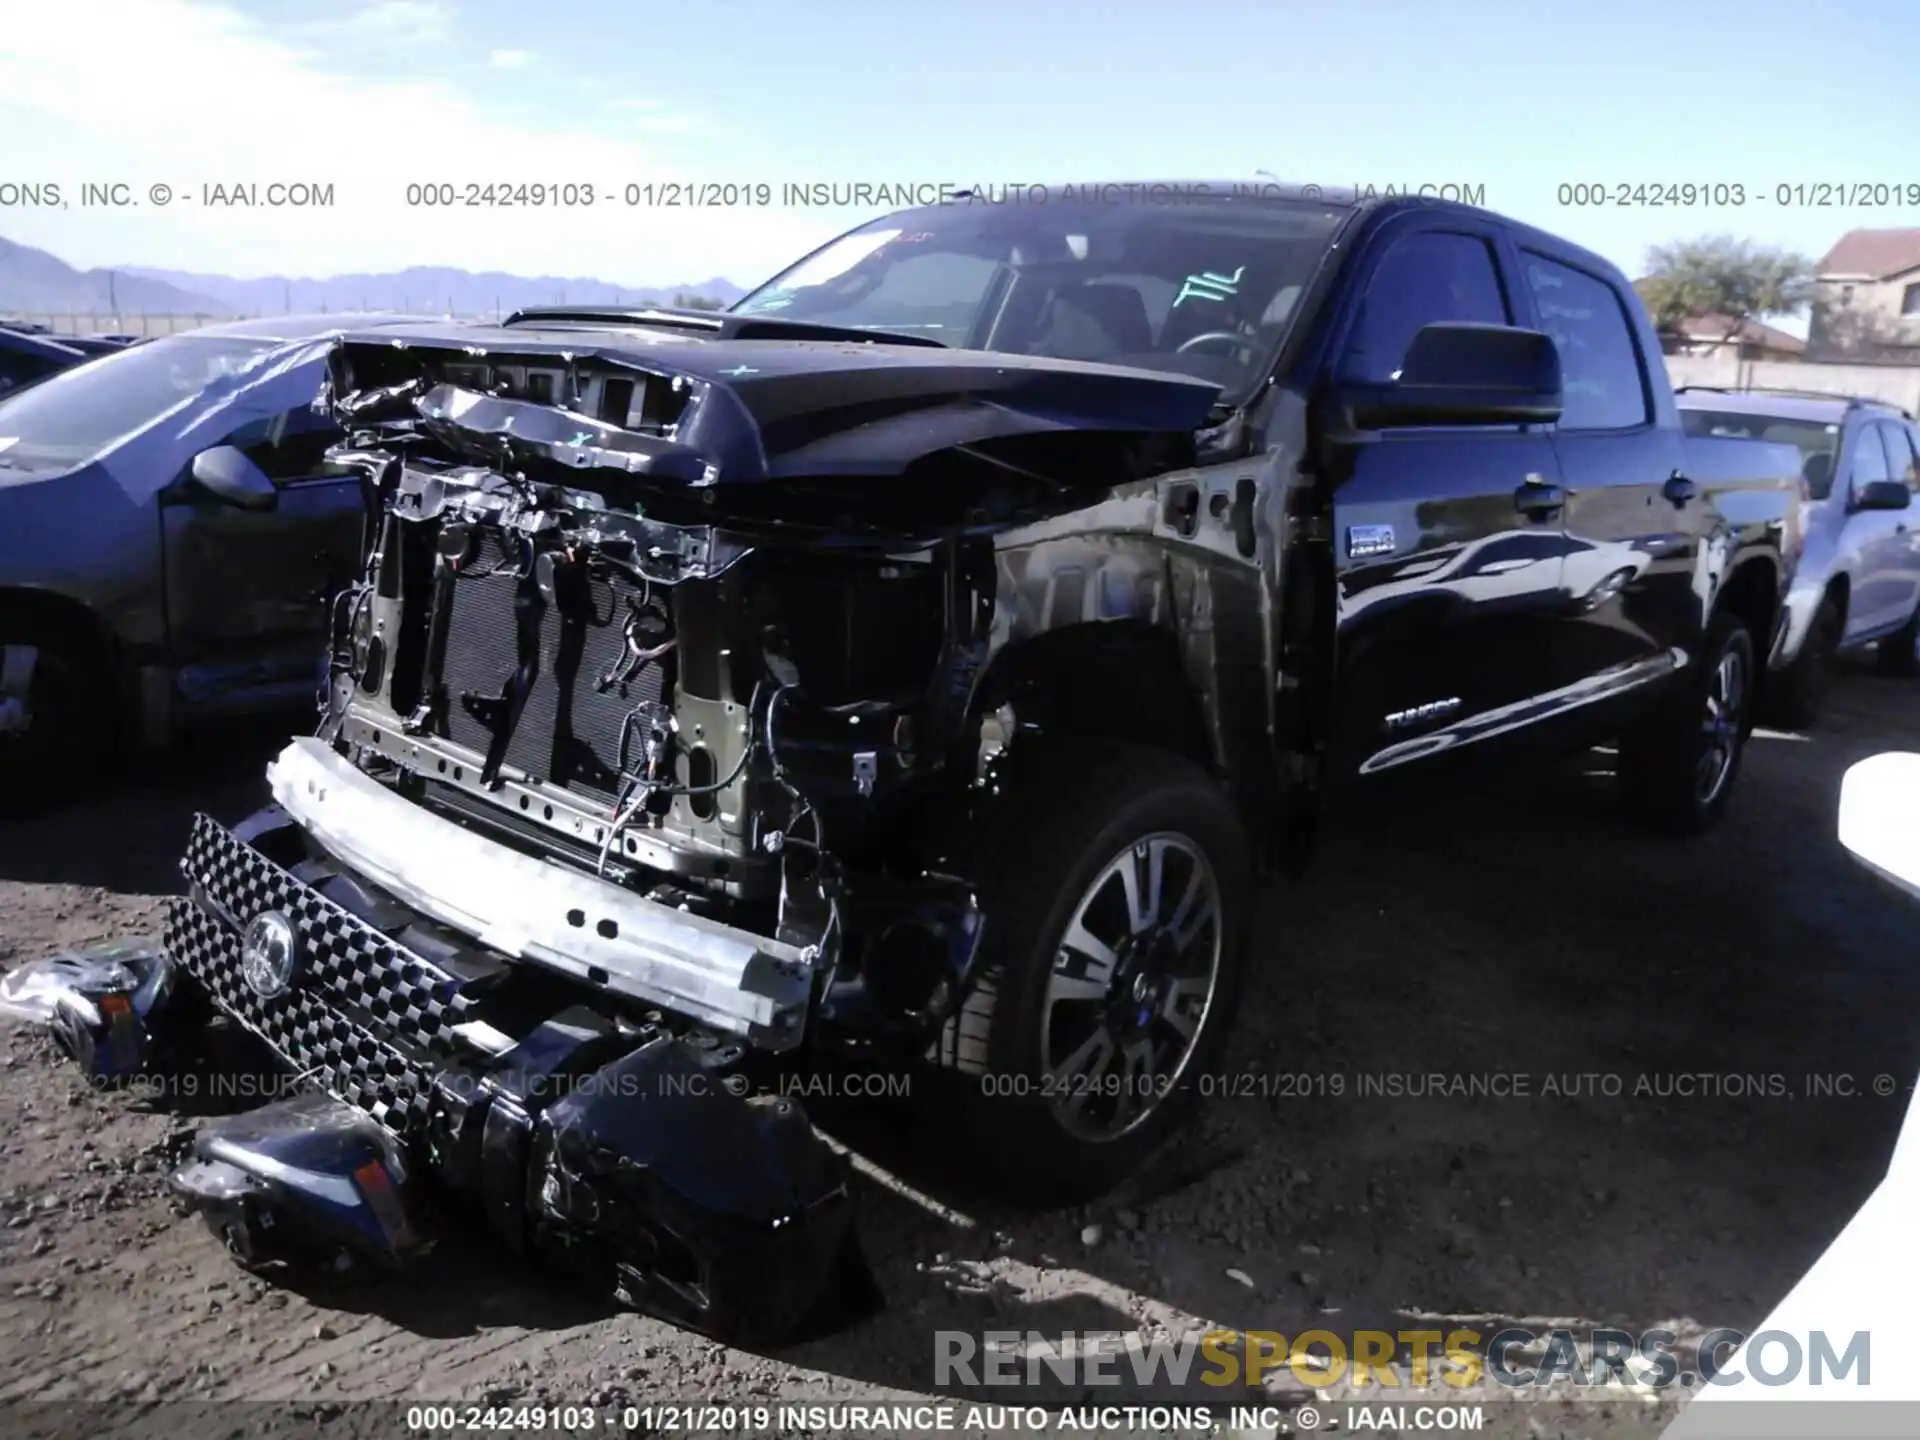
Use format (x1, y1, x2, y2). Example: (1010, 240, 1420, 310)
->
(81, 186, 1803, 1340)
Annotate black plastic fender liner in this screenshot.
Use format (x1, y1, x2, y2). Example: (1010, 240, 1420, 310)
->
(169, 1091, 431, 1270)
(529, 1035, 865, 1346)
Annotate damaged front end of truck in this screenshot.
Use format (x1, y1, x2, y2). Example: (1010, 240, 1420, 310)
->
(36, 309, 1286, 1341)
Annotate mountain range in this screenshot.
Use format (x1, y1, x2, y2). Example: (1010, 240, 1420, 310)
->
(0, 236, 746, 318)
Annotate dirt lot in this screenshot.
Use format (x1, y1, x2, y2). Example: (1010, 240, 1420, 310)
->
(0, 667, 1915, 1438)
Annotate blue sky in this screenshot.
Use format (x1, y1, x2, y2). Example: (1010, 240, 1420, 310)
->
(7, 0, 1919, 308)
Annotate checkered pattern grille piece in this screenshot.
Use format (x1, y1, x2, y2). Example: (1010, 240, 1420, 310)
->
(166, 813, 480, 1136)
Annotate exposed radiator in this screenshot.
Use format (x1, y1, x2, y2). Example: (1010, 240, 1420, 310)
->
(437, 537, 667, 803)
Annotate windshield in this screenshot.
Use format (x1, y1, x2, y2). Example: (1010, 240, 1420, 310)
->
(1681, 409, 1843, 499)
(733, 196, 1348, 403)
(0, 334, 281, 469)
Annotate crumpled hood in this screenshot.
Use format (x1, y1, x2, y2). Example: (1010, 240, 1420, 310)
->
(325, 319, 1224, 492)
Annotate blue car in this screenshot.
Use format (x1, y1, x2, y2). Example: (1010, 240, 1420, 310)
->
(0, 327, 98, 398)
(0, 314, 415, 803)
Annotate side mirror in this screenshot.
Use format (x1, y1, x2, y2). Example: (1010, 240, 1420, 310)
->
(190, 445, 278, 511)
(1339, 322, 1564, 430)
(1853, 478, 1913, 513)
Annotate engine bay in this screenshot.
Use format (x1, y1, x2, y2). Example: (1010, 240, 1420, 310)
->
(322, 428, 995, 1050)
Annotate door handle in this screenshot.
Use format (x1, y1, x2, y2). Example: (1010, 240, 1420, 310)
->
(1663, 472, 1698, 507)
(1514, 476, 1565, 519)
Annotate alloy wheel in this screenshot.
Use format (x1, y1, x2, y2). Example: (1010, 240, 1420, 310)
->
(1697, 647, 1747, 805)
(1040, 832, 1223, 1142)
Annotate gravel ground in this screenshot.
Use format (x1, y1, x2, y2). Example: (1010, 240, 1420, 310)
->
(0, 669, 1915, 1439)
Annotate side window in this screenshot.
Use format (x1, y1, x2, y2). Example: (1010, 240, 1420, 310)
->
(1342, 232, 1510, 384)
(227, 407, 343, 482)
(1846, 421, 1893, 503)
(1519, 253, 1651, 431)
(0, 352, 64, 398)
(1897, 424, 1920, 494)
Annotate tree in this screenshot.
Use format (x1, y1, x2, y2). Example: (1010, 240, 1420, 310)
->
(1633, 236, 1814, 347)
(673, 292, 725, 311)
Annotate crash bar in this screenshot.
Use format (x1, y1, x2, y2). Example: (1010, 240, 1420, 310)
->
(266, 738, 812, 1049)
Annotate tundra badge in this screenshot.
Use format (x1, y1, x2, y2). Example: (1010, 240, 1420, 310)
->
(1383, 697, 1463, 731)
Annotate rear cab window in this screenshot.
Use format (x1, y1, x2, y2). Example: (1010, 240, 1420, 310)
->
(1518, 252, 1650, 430)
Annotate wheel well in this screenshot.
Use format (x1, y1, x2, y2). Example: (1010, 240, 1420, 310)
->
(973, 622, 1216, 772)
(0, 588, 118, 670)
(1825, 573, 1851, 628)
(1716, 558, 1781, 654)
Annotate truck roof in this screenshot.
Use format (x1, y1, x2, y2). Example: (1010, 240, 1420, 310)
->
(1674, 387, 1911, 423)
(952, 182, 1640, 302)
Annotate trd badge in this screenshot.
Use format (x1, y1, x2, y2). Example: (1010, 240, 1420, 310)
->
(1347, 524, 1396, 558)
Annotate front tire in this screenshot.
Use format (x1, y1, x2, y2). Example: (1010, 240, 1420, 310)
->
(1618, 613, 1755, 836)
(1764, 592, 1841, 730)
(936, 741, 1252, 1204)
(1875, 601, 1920, 678)
(0, 625, 97, 815)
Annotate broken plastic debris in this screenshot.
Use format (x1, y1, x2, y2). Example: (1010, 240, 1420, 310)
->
(0, 940, 170, 1026)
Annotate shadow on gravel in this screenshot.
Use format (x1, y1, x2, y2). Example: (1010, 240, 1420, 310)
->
(260, 1220, 626, 1341)
(0, 716, 296, 893)
(10, 676, 1917, 1399)
(767, 677, 1920, 1399)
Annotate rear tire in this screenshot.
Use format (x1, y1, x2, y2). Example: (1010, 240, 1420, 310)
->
(934, 740, 1252, 1204)
(0, 622, 100, 816)
(1618, 614, 1755, 836)
(1764, 592, 1841, 729)
(1875, 602, 1920, 678)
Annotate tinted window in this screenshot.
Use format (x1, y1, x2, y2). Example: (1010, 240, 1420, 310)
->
(0, 334, 279, 467)
(1680, 410, 1843, 498)
(1521, 253, 1649, 430)
(0, 351, 67, 398)
(1343, 232, 1510, 384)
(228, 406, 344, 481)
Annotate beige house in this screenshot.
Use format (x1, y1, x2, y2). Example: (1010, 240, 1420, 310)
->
(1807, 229, 1920, 359)
(1658, 313, 1805, 361)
